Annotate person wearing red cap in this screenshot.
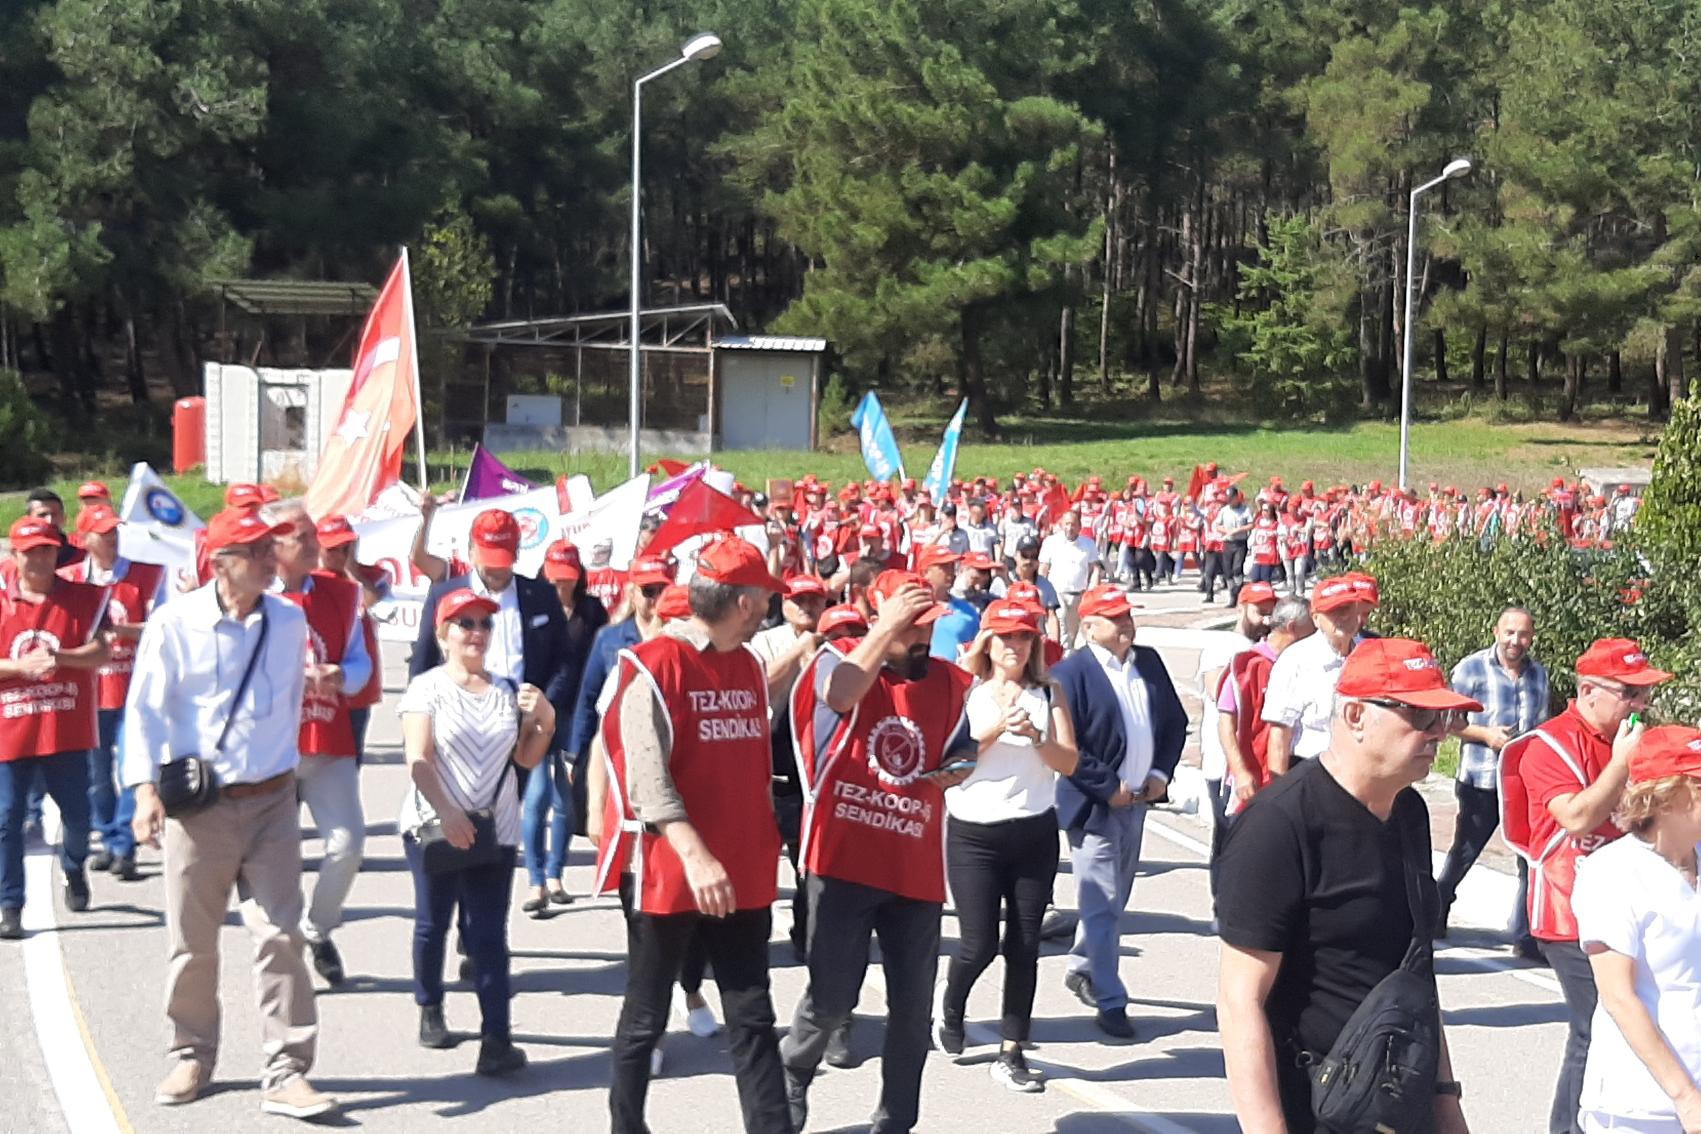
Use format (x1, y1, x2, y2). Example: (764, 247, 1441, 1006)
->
(1218, 638, 1477, 1134)
(993, 536, 1062, 641)
(1500, 638, 1672, 1134)
(1049, 584, 1186, 1039)
(1262, 573, 1378, 773)
(518, 540, 611, 916)
(1209, 485, 1254, 605)
(1571, 727, 1701, 1133)
(123, 508, 338, 1117)
(62, 505, 166, 884)
(398, 589, 557, 1077)
(915, 545, 980, 661)
(1196, 583, 1285, 852)
(314, 515, 387, 763)
(262, 499, 375, 987)
(0, 514, 111, 941)
(1214, 596, 1316, 827)
(597, 537, 790, 1134)
(14, 487, 82, 574)
(935, 599, 1081, 1091)
(781, 569, 977, 1132)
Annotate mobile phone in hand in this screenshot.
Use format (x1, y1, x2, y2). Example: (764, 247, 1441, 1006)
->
(940, 759, 978, 775)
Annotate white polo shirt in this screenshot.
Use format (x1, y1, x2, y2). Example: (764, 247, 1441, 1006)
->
(1196, 629, 1251, 781)
(1039, 534, 1100, 594)
(1575, 834, 1701, 1124)
(1260, 630, 1348, 760)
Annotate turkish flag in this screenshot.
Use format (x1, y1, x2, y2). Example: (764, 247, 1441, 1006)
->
(643, 478, 764, 560)
(305, 255, 420, 520)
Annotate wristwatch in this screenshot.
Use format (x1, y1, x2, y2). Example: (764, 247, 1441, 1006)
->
(1435, 1080, 1463, 1098)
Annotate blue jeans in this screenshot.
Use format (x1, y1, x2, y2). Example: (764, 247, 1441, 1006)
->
(406, 837, 515, 1040)
(521, 752, 573, 887)
(0, 751, 91, 909)
(1065, 804, 1148, 1011)
(89, 709, 134, 859)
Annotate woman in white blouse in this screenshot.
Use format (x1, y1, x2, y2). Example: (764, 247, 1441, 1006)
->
(398, 591, 554, 1078)
(933, 598, 1079, 1093)
(1573, 725, 1701, 1134)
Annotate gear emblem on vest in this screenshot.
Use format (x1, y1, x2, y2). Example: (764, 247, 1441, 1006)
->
(306, 624, 327, 668)
(866, 714, 927, 786)
(10, 629, 60, 660)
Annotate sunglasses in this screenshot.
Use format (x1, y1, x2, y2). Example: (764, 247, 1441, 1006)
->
(1361, 698, 1461, 732)
(640, 584, 667, 600)
(1581, 679, 1653, 706)
(450, 616, 495, 632)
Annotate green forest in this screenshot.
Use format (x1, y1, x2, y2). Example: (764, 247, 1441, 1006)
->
(1, 0, 1698, 439)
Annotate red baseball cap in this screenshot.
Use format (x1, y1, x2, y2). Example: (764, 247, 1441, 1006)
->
(315, 515, 358, 548)
(629, 555, 676, 587)
(1004, 581, 1045, 610)
(1238, 581, 1279, 607)
(224, 482, 269, 510)
(818, 604, 868, 637)
(1079, 584, 1140, 621)
(75, 505, 122, 537)
(914, 545, 962, 574)
(204, 508, 290, 553)
(542, 539, 583, 583)
(655, 584, 694, 622)
(696, 537, 785, 592)
(1342, 571, 1380, 606)
(436, 589, 500, 628)
(961, 551, 999, 572)
(1310, 575, 1367, 614)
(9, 516, 61, 551)
(470, 509, 520, 569)
(1576, 638, 1673, 686)
(1629, 726, 1701, 783)
(1336, 638, 1483, 711)
(981, 598, 1041, 637)
(901, 478, 917, 491)
(869, 570, 945, 625)
(784, 574, 828, 600)
(77, 480, 110, 501)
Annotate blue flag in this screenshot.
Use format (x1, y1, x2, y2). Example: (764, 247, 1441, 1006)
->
(922, 399, 968, 505)
(850, 391, 905, 484)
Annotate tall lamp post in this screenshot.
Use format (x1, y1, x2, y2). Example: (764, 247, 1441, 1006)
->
(629, 32, 723, 479)
(1398, 157, 1472, 491)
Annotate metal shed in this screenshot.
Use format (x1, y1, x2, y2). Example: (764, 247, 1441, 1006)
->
(711, 336, 828, 451)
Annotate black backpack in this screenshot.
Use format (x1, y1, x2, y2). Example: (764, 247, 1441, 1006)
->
(1305, 806, 1442, 1134)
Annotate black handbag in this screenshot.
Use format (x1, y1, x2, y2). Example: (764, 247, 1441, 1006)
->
(1305, 806, 1442, 1134)
(414, 761, 513, 874)
(159, 603, 269, 816)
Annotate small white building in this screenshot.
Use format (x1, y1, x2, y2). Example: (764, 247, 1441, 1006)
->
(202, 363, 353, 486)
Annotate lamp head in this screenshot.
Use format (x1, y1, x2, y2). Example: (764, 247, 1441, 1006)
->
(682, 33, 723, 61)
(1442, 158, 1472, 180)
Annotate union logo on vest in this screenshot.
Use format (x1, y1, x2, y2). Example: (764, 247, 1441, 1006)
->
(866, 714, 926, 786)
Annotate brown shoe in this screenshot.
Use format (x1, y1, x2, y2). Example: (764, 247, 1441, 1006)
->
(154, 1060, 211, 1106)
(259, 1076, 339, 1120)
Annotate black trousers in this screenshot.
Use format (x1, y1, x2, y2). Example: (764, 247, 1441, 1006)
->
(1541, 938, 1594, 1134)
(775, 792, 808, 953)
(1223, 541, 1249, 604)
(1154, 551, 1178, 582)
(1200, 550, 1225, 598)
(1436, 782, 1499, 915)
(781, 875, 942, 1134)
(616, 875, 710, 994)
(610, 903, 789, 1134)
(942, 811, 1058, 1042)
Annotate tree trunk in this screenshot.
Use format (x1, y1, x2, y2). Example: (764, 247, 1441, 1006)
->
(1059, 300, 1076, 407)
(1470, 326, 1487, 389)
(124, 314, 148, 405)
(1099, 148, 1117, 394)
(1658, 323, 1687, 410)
(1607, 350, 1622, 395)
(1527, 340, 1540, 387)
(1432, 329, 1448, 386)
(960, 306, 999, 438)
(1560, 353, 1581, 422)
(1495, 334, 1509, 401)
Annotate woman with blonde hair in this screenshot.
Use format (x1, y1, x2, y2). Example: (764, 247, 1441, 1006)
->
(1573, 724, 1701, 1133)
(933, 598, 1080, 1092)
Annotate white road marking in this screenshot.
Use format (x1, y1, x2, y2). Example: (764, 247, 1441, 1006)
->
(22, 804, 129, 1134)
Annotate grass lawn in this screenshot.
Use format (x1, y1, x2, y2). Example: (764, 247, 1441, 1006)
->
(2, 411, 1657, 526)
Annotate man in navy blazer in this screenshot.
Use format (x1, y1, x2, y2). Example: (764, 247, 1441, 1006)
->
(1050, 583, 1186, 1038)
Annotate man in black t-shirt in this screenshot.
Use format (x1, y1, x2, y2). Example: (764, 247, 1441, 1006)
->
(1215, 638, 1479, 1134)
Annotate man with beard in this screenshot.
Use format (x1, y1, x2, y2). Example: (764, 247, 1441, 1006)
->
(782, 570, 976, 1134)
(598, 538, 791, 1134)
(953, 552, 999, 614)
(1196, 582, 1279, 853)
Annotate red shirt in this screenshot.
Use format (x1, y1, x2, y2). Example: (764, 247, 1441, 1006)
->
(1512, 703, 1622, 941)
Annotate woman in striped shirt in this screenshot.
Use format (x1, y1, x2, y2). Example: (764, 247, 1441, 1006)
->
(398, 590, 555, 1077)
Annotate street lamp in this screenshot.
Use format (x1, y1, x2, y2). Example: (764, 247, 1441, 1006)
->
(628, 33, 723, 479)
(1397, 157, 1471, 491)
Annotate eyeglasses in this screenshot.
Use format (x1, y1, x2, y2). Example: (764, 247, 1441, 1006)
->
(640, 584, 667, 600)
(1361, 698, 1460, 732)
(450, 617, 495, 632)
(1582, 680, 1652, 706)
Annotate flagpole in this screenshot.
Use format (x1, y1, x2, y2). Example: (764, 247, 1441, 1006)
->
(400, 247, 430, 492)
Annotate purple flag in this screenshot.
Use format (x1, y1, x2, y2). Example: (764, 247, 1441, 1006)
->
(461, 444, 537, 501)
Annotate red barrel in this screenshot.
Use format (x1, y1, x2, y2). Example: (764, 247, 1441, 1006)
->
(173, 396, 206, 473)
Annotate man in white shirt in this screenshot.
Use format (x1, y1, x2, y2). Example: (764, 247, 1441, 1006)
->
(124, 509, 337, 1120)
(1038, 510, 1102, 647)
(1260, 573, 1377, 773)
(961, 498, 1000, 559)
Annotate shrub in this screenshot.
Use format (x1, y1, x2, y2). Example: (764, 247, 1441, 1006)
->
(0, 370, 56, 486)
(817, 372, 852, 441)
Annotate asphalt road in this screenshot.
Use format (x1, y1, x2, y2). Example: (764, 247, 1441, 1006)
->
(1, 587, 1567, 1133)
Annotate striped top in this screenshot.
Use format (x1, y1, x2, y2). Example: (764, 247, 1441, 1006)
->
(397, 667, 522, 845)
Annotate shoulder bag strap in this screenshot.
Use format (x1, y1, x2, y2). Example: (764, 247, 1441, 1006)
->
(214, 602, 269, 755)
(1395, 797, 1435, 970)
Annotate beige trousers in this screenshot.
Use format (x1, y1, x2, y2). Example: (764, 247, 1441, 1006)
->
(162, 783, 317, 1087)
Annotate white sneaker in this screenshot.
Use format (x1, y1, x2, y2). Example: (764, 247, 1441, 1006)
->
(650, 1043, 665, 1077)
(686, 1003, 721, 1038)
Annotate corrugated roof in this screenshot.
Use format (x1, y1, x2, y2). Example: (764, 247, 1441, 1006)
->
(212, 279, 379, 317)
(715, 335, 828, 353)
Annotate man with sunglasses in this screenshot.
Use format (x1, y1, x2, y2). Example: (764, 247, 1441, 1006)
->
(1501, 637, 1670, 1134)
(1217, 638, 1479, 1134)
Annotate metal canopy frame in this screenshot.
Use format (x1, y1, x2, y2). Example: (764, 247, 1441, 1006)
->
(212, 279, 380, 318)
(460, 303, 737, 354)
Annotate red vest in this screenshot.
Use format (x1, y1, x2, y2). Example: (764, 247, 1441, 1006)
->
(0, 580, 109, 759)
(792, 644, 973, 904)
(281, 572, 361, 758)
(1225, 648, 1276, 811)
(596, 635, 779, 915)
(1500, 707, 1622, 942)
(62, 559, 163, 711)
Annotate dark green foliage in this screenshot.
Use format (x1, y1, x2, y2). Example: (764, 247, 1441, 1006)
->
(0, 369, 56, 483)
